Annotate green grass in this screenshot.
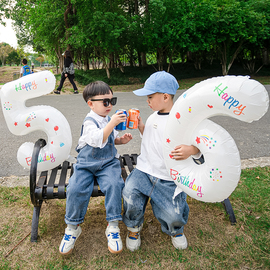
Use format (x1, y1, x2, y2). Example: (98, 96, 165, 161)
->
(0, 167, 269, 269)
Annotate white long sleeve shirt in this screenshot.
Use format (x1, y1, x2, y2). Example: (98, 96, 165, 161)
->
(77, 110, 119, 152)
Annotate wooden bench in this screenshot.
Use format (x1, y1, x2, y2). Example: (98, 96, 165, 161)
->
(29, 138, 236, 242)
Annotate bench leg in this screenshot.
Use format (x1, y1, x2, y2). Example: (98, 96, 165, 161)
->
(221, 198, 237, 225)
(31, 205, 42, 242)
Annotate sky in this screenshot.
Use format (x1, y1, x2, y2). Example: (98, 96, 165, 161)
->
(0, 18, 18, 48)
(0, 18, 35, 53)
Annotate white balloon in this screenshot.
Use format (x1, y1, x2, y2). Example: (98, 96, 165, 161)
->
(163, 75, 269, 202)
(0, 71, 72, 171)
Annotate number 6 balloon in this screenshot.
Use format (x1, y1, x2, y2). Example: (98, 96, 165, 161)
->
(0, 71, 72, 171)
(163, 75, 269, 203)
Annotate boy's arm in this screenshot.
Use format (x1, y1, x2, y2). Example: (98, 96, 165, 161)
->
(170, 145, 200, 160)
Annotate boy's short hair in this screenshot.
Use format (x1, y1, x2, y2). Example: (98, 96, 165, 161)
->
(133, 71, 179, 96)
(22, 59, 28, 65)
(83, 81, 113, 102)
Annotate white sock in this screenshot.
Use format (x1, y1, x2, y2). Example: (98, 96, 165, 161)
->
(108, 220, 119, 227)
(67, 224, 78, 230)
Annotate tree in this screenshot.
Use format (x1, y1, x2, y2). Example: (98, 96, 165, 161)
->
(68, 0, 129, 78)
(0, 0, 10, 25)
(36, 55, 45, 67)
(4, 0, 270, 77)
(210, 0, 269, 75)
(6, 49, 20, 65)
(0, 42, 13, 65)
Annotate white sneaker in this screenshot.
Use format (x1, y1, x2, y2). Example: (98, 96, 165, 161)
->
(59, 226, 82, 255)
(105, 225, 123, 254)
(126, 224, 143, 252)
(171, 233, 188, 250)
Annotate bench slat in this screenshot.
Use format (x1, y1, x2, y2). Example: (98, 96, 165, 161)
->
(58, 161, 69, 199)
(131, 154, 138, 165)
(122, 154, 136, 173)
(46, 167, 58, 199)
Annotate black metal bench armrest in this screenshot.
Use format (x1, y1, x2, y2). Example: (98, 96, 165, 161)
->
(30, 139, 46, 207)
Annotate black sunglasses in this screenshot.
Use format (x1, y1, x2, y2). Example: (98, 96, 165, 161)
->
(91, 97, 117, 107)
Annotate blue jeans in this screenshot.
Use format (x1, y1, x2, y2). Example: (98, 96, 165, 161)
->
(122, 168, 189, 236)
(65, 119, 124, 225)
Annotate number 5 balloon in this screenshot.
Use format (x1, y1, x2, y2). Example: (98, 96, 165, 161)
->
(0, 71, 72, 171)
(163, 75, 269, 202)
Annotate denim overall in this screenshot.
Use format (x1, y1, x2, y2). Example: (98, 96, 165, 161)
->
(65, 116, 124, 225)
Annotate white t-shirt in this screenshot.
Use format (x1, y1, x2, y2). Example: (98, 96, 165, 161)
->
(136, 111, 200, 181)
(77, 110, 119, 153)
(136, 111, 173, 180)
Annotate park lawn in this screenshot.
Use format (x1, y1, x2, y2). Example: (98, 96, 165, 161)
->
(1, 66, 270, 94)
(0, 166, 269, 270)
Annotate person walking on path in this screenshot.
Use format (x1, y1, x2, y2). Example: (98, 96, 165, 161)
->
(54, 50, 78, 94)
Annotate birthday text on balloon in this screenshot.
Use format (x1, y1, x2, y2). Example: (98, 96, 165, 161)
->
(25, 153, 56, 167)
(170, 169, 203, 198)
(15, 80, 38, 92)
(214, 83, 246, 116)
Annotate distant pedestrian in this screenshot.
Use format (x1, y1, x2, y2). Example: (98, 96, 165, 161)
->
(31, 62, 34, 73)
(54, 50, 78, 94)
(20, 59, 32, 77)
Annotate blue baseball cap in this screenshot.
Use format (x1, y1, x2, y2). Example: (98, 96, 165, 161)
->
(133, 71, 179, 96)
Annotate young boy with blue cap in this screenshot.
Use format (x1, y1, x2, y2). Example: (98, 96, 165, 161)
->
(122, 71, 200, 251)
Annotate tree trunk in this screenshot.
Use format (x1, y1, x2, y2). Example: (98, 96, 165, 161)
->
(137, 50, 142, 67)
(64, 1, 72, 49)
(105, 65, 110, 79)
(145, 0, 149, 13)
(116, 53, 124, 73)
(219, 40, 243, 75)
(162, 47, 167, 66)
(262, 47, 269, 66)
(167, 47, 175, 73)
(157, 48, 163, 71)
(141, 52, 147, 67)
(129, 49, 134, 67)
(83, 59, 89, 70)
(109, 53, 115, 68)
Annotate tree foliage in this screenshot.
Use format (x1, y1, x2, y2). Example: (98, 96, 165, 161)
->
(2, 0, 270, 76)
(0, 42, 13, 65)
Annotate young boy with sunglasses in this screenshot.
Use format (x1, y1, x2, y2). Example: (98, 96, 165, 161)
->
(59, 81, 132, 255)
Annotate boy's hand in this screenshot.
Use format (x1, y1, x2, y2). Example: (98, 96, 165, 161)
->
(120, 133, 133, 144)
(110, 111, 127, 127)
(170, 145, 199, 160)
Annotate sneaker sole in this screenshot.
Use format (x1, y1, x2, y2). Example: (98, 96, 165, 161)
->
(172, 242, 188, 250)
(108, 246, 123, 254)
(59, 248, 74, 255)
